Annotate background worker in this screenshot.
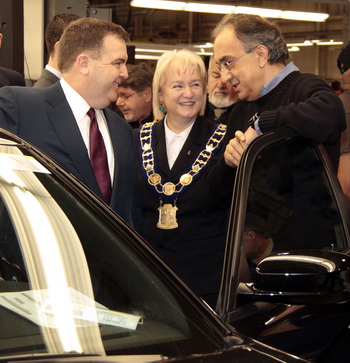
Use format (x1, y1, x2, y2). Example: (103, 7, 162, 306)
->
(204, 56, 238, 124)
(115, 62, 154, 128)
(33, 12, 80, 88)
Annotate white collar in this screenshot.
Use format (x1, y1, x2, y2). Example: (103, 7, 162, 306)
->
(60, 78, 91, 122)
(45, 64, 62, 79)
(164, 115, 195, 145)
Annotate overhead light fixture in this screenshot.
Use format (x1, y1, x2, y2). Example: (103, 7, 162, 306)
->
(235, 6, 283, 19)
(287, 40, 343, 47)
(185, 2, 236, 13)
(317, 40, 343, 46)
(130, 0, 329, 22)
(132, 38, 343, 60)
(288, 46, 300, 52)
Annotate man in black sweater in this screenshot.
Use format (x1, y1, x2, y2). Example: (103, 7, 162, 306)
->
(212, 14, 346, 171)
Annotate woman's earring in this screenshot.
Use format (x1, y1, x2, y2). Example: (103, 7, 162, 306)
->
(159, 103, 164, 112)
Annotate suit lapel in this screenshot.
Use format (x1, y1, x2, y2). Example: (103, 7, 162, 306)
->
(45, 83, 101, 196)
(155, 120, 171, 178)
(105, 109, 124, 204)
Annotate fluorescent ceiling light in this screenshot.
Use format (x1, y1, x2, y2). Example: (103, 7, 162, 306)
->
(288, 46, 300, 52)
(317, 40, 343, 45)
(287, 40, 343, 47)
(184, 3, 236, 13)
(136, 0, 186, 10)
(193, 42, 214, 48)
(130, 0, 329, 22)
(135, 54, 163, 60)
(133, 39, 342, 60)
(235, 6, 283, 19)
(287, 41, 313, 47)
(282, 11, 328, 22)
(136, 47, 172, 53)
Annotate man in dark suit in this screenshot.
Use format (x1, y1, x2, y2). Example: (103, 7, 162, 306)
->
(0, 67, 25, 88)
(0, 18, 139, 229)
(0, 33, 25, 88)
(33, 13, 80, 88)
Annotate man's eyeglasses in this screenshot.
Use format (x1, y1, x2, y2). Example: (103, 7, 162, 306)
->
(218, 48, 254, 73)
(117, 91, 140, 101)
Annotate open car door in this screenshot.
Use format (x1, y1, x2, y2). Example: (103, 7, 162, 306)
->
(217, 127, 350, 362)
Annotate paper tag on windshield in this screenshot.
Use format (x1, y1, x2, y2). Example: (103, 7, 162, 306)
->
(0, 154, 50, 173)
(0, 288, 142, 330)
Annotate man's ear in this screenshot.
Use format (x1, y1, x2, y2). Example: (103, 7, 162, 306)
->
(243, 230, 257, 240)
(77, 54, 90, 75)
(144, 87, 152, 102)
(53, 41, 60, 55)
(255, 45, 269, 67)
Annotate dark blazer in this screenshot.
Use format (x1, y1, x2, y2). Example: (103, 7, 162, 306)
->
(33, 68, 60, 88)
(0, 82, 138, 227)
(135, 116, 233, 306)
(0, 67, 25, 88)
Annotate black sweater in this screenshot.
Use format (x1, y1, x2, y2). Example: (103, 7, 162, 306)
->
(224, 71, 346, 170)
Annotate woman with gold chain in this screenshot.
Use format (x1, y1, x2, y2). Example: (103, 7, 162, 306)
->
(136, 49, 235, 308)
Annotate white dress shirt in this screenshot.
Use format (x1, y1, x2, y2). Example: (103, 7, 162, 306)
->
(60, 78, 115, 184)
(164, 117, 194, 169)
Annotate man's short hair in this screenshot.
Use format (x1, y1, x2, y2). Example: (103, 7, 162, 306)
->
(119, 63, 154, 92)
(212, 13, 289, 65)
(45, 13, 81, 56)
(58, 18, 129, 73)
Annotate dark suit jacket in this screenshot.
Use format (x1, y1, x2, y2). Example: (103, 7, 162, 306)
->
(0, 82, 138, 227)
(0, 67, 25, 88)
(135, 116, 234, 304)
(33, 68, 60, 88)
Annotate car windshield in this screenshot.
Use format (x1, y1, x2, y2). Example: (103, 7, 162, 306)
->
(0, 138, 227, 359)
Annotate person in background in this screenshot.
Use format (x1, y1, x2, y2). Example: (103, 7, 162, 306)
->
(212, 13, 346, 172)
(135, 49, 232, 308)
(0, 18, 141, 230)
(0, 33, 25, 88)
(204, 56, 238, 124)
(115, 62, 154, 128)
(242, 225, 274, 278)
(337, 43, 350, 206)
(331, 80, 343, 96)
(33, 12, 80, 88)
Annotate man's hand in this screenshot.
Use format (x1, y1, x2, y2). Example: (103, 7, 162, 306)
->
(224, 127, 259, 167)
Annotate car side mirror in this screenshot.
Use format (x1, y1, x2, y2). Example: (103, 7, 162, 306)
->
(252, 250, 350, 304)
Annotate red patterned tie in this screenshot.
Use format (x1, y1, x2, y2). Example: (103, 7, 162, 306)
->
(87, 108, 112, 204)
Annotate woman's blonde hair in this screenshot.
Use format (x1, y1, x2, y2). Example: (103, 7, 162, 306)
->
(152, 48, 207, 121)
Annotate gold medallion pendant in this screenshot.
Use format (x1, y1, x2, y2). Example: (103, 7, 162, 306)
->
(157, 203, 178, 229)
(139, 122, 227, 230)
(163, 182, 176, 196)
(180, 173, 192, 186)
(148, 173, 161, 186)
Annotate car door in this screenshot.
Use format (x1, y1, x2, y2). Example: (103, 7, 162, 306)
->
(217, 128, 350, 362)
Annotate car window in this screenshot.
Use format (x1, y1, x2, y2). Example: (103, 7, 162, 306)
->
(241, 136, 348, 282)
(0, 141, 227, 359)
